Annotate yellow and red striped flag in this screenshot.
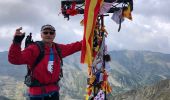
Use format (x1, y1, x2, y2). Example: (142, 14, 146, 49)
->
(81, 0, 104, 68)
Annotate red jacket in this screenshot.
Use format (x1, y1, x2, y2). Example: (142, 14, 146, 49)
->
(8, 41, 82, 95)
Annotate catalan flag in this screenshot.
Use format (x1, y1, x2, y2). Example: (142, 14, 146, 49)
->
(81, 0, 104, 69)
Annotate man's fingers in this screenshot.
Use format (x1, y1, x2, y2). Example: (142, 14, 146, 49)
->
(16, 27, 22, 32)
(15, 27, 25, 36)
(15, 32, 25, 35)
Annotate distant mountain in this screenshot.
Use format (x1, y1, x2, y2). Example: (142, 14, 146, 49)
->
(1, 50, 170, 99)
(112, 79, 170, 100)
(0, 51, 26, 80)
(0, 96, 10, 100)
(108, 50, 170, 93)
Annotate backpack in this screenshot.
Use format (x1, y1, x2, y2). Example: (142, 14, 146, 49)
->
(24, 33, 63, 87)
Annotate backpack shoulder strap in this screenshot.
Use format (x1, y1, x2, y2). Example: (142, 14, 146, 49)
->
(54, 43, 63, 78)
(32, 41, 45, 70)
(55, 43, 63, 66)
(26, 41, 44, 76)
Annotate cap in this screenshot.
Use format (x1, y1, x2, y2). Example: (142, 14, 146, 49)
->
(41, 24, 55, 32)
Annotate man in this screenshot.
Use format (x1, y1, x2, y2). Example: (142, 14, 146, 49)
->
(8, 24, 82, 100)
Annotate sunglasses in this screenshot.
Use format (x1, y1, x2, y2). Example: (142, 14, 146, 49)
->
(43, 31, 55, 35)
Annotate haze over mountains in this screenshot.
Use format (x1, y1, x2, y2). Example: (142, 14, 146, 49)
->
(0, 50, 170, 100)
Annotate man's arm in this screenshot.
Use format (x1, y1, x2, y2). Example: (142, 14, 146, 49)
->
(8, 27, 38, 65)
(8, 43, 38, 65)
(58, 41, 82, 58)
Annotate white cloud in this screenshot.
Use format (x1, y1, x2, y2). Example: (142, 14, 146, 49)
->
(0, 0, 170, 54)
(73, 29, 83, 36)
(0, 27, 14, 38)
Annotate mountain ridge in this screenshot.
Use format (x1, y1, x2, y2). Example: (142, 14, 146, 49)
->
(1, 50, 170, 99)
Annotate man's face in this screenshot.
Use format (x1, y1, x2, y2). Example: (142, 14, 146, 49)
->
(41, 29, 56, 43)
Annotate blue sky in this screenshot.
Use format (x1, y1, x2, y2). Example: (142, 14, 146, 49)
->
(0, 0, 170, 54)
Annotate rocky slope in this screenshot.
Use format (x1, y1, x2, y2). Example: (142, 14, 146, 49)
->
(112, 79, 170, 100)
